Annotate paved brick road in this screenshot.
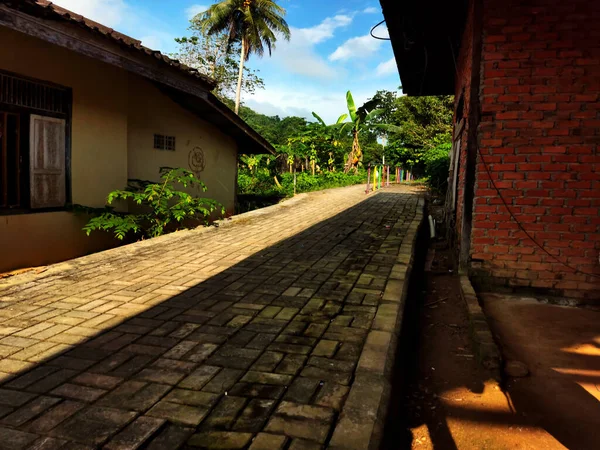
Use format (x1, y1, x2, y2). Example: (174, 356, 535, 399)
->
(0, 185, 422, 450)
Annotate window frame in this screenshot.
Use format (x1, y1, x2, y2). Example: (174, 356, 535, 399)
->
(153, 133, 176, 152)
(0, 69, 72, 215)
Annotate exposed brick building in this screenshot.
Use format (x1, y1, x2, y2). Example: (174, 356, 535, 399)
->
(381, 0, 600, 302)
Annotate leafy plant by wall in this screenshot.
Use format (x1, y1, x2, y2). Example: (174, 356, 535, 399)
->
(83, 167, 224, 240)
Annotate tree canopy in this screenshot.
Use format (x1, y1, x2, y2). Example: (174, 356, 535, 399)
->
(172, 23, 264, 102)
(197, 0, 291, 114)
(369, 90, 454, 170)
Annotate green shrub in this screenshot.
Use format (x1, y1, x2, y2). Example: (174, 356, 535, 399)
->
(238, 168, 367, 205)
(83, 167, 224, 240)
(237, 169, 283, 196)
(277, 170, 366, 196)
(422, 143, 451, 194)
(237, 172, 254, 194)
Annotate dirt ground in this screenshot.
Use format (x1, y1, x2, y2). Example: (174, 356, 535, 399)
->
(484, 294, 600, 450)
(381, 238, 565, 450)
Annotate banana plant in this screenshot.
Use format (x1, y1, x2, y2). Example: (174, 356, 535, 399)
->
(311, 91, 387, 173)
(311, 111, 348, 128)
(285, 113, 343, 173)
(308, 144, 320, 175)
(338, 91, 385, 173)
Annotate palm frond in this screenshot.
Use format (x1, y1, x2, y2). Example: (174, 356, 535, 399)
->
(201, 0, 291, 59)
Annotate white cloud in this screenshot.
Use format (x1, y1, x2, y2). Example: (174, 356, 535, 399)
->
(246, 11, 398, 120)
(375, 58, 397, 77)
(140, 32, 175, 51)
(329, 34, 383, 61)
(185, 4, 209, 20)
(246, 83, 394, 124)
(294, 14, 353, 44)
(52, 0, 127, 28)
(264, 14, 354, 79)
(53, 0, 177, 52)
(363, 7, 379, 14)
(277, 52, 339, 79)
(247, 86, 339, 121)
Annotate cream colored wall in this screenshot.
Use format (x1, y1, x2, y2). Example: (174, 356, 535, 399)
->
(0, 27, 239, 273)
(0, 212, 118, 273)
(0, 27, 128, 272)
(126, 75, 238, 214)
(0, 27, 129, 207)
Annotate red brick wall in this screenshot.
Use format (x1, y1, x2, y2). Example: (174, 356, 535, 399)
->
(453, 0, 475, 255)
(468, 0, 600, 302)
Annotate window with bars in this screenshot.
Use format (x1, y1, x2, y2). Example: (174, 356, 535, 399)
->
(0, 70, 70, 211)
(153, 134, 176, 151)
(0, 72, 69, 115)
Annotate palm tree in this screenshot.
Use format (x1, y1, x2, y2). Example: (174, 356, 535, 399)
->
(199, 0, 291, 115)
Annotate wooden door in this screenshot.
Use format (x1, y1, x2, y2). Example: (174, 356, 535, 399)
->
(29, 115, 66, 209)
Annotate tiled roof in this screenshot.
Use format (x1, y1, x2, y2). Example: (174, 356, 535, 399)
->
(1, 0, 275, 154)
(6, 0, 217, 90)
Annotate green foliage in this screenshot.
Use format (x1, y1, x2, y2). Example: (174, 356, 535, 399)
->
(199, 0, 291, 59)
(422, 143, 451, 194)
(386, 144, 426, 168)
(238, 107, 308, 146)
(368, 90, 397, 127)
(233, 87, 453, 200)
(367, 89, 453, 191)
(277, 171, 366, 196)
(371, 91, 454, 150)
(283, 120, 345, 171)
(346, 91, 358, 122)
(362, 142, 385, 165)
(239, 153, 275, 174)
(312, 90, 386, 173)
(281, 171, 366, 195)
(172, 24, 264, 102)
(198, 0, 291, 113)
(238, 165, 366, 198)
(83, 168, 224, 240)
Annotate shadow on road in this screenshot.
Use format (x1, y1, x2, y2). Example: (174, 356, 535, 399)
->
(0, 192, 418, 449)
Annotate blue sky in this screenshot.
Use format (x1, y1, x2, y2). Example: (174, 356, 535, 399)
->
(54, 0, 401, 123)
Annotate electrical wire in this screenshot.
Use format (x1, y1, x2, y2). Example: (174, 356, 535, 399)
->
(478, 147, 600, 279)
(444, 40, 599, 280)
(448, 36, 459, 76)
(370, 19, 390, 41)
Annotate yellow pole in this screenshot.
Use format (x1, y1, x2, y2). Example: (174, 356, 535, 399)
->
(373, 167, 378, 191)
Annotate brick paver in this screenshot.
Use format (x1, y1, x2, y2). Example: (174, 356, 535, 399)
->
(0, 185, 421, 449)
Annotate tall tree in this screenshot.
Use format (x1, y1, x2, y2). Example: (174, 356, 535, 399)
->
(172, 22, 264, 102)
(198, 0, 291, 115)
(369, 90, 399, 129)
(371, 91, 454, 149)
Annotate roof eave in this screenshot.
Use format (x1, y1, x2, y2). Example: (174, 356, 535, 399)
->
(0, 1, 275, 155)
(379, 0, 468, 96)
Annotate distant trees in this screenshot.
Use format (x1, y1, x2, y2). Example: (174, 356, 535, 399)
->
(237, 107, 308, 146)
(369, 90, 454, 172)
